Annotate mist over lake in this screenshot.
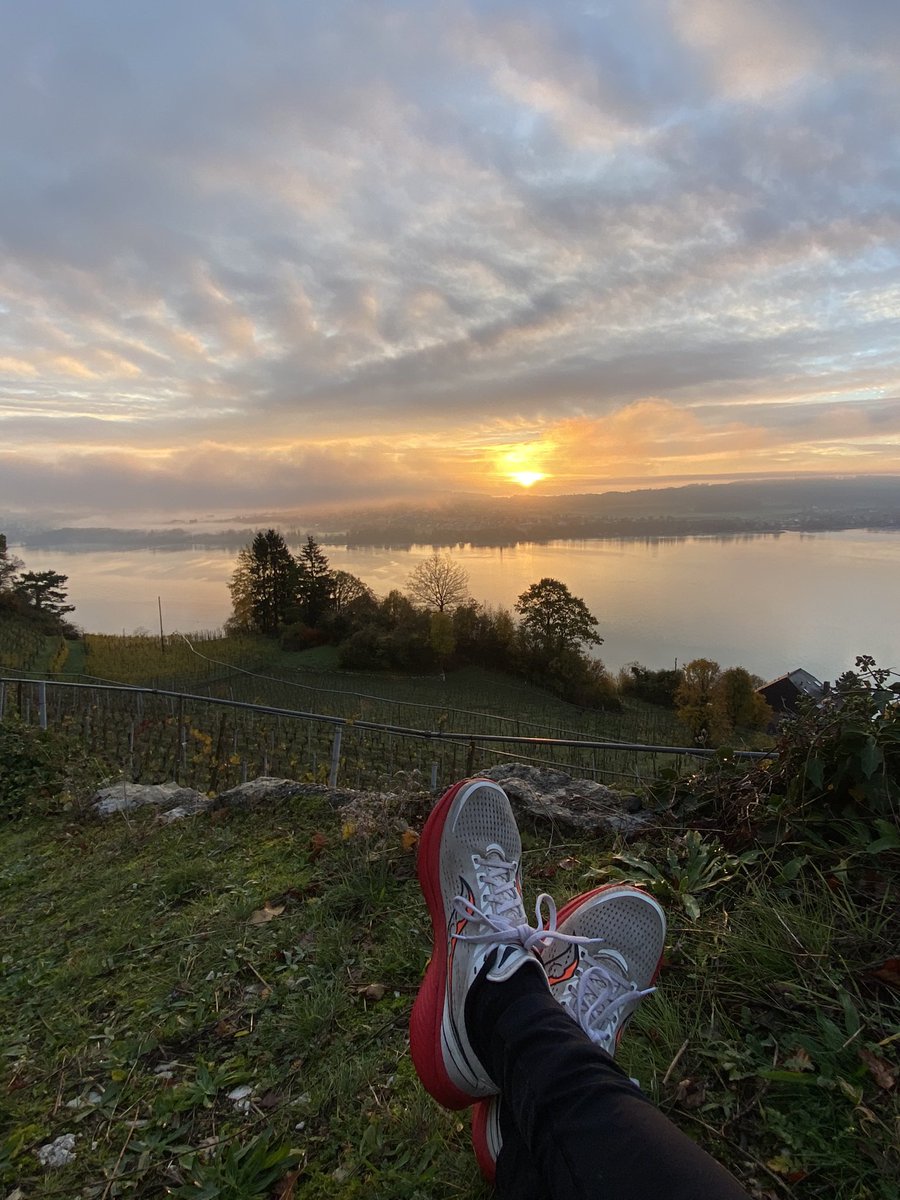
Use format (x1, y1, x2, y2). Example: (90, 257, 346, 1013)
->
(20, 530, 900, 685)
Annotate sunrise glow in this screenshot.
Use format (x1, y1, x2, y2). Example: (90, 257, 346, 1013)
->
(510, 470, 545, 488)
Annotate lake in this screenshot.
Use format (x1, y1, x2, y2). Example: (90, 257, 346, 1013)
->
(18, 530, 900, 684)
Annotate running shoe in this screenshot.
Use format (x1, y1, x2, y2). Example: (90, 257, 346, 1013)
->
(471, 883, 666, 1181)
(409, 779, 550, 1110)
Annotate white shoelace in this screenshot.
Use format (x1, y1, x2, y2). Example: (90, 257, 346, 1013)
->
(452, 854, 599, 956)
(575, 958, 656, 1045)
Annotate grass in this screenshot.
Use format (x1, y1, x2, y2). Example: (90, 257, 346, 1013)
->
(2, 784, 897, 1199)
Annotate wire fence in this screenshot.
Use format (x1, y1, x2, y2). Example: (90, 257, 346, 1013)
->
(1, 676, 768, 794)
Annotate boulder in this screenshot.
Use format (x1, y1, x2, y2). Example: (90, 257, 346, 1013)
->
(93, 781, 208, 818)
(477, 764, 646, 835)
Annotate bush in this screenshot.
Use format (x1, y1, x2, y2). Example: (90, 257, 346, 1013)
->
(619, 662, 683, 707)
(280, 622, 329, 652)
(768, 656, 900, 827)
(0, 719, 102, 818)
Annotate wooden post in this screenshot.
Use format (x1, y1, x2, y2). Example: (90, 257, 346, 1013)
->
(329, 726, 342, 788)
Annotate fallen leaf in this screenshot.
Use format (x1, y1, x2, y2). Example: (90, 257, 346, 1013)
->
(783, 1047, 814, 1072)
(248, 901, 285, 925)
(557, 856, 579, 870)
(675, 1077, 706, 1109)
(341, 821, 357, 840)
(308, 832, 329, 860)
(274, 1171, 301, 1200)
(868, 957, 900, 990)
(858, 1048, 896, 1091)
(401, 829, 419, 851)
(358, 982, 387, 1001)
(258, 1090, 284, 1109)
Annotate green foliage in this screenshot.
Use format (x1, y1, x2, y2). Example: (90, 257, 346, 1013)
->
(173, 1130, 300, 1198)
(0, 718, 102, 817)
(768, 655, 900, 828)
(598, 829, 758, 920)
(619, 662, 683, 708)
(515, 577, 602, 658)
(13, 570, 75, 620)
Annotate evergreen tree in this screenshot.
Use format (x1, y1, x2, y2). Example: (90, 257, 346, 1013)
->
(0, 534, 23, 591)
(13, 571, 75, 619)
(515, 578, 602, 661)
(296, 535, 334, 626)
(228, 530, 300, 635)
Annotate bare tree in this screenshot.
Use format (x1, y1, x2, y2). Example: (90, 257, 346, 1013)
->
(406, 554, 470, 612)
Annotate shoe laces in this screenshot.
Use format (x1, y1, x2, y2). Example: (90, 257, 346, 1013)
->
(574, 956, 656, 1047)
(453, 851, 598, 956)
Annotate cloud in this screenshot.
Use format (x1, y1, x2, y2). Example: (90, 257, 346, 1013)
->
(0, 0, 898, 516)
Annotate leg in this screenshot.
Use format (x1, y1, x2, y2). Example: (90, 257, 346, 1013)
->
(468, 962, 751, 1200)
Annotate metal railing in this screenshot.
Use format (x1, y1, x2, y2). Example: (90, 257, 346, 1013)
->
(1, 675, 769, 793)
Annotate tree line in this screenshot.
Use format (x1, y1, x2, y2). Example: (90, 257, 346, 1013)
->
(226, 531, 773, 737)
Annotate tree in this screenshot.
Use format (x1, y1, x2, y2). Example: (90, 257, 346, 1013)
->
(674, 658, 724, 745)
(13, 571, 75, 619)
(515, 578, 603, 659)
(406, 554, 470, 612)
(296, 535, 334, 626)
(714, 667, 771, 731)
(330, 570, 374, 614)
(228, 529, 300, 635)
(0, 534, 23, 591)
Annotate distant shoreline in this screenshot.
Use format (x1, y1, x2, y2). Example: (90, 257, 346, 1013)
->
(12, 516, 900, 554)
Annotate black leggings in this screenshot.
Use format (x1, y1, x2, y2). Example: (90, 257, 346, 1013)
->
(467, 966, 751, 1200)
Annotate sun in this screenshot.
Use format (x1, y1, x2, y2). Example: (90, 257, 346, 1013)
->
(510, 470, 545, 488)
(498, 445, 550, 489)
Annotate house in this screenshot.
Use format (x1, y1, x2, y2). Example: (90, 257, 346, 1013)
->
(756, 668, 826, 716)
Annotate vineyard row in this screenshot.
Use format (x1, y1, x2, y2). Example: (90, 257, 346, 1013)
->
(1, 677, 764, 796)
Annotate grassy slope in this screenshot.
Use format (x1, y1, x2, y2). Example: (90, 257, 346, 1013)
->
(2, 792, 897, 1199)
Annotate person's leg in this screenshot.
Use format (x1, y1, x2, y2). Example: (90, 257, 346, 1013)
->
(410, 778, 750, 1200)
(467, 961, 751, 1200)
(473, 883, 669, 1194)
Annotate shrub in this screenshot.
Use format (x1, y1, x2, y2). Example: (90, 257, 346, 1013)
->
(0, 719, 102, 818)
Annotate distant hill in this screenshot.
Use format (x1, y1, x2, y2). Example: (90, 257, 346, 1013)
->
(10, 474, 900, 550)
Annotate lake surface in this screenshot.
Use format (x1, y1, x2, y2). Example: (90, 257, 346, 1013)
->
(19, 530, 900, 684)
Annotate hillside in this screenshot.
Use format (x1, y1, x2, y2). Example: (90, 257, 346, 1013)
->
(1, 755, 897, 1198)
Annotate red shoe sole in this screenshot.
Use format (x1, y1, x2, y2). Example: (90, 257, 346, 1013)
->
(471, 1100, 497, 1183)
(409, 779, 479, 1110)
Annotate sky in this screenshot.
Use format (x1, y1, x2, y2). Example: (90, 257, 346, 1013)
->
(1, 0, 899, 519)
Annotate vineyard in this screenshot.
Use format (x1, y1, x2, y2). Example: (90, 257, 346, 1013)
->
(1, 627, 761, 792)
(0, 613, 66, 674)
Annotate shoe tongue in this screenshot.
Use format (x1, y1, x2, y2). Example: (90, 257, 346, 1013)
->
(486, 944, 539, 983)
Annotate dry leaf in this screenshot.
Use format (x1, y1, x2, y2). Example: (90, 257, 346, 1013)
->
(273, 1169, 301, 1200)
(341, 821, 357, 840)
(248, 901, 285, 925)
(783, 1047, 813, 1072)
(308, 832, 329, 860)
(557, 856, 579, 870)
(358, 982, 387, 1001)
(868, 957, 900, 990)
(401, 829, 419, 852)
(858, 1048, 896, 1091)
(675, 1077, 706, 1109)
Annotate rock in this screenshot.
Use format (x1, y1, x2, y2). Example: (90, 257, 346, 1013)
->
(36, 1134, 76, 1169)
(93, 781, 208, 818)
(213, 777, 312, 809)
(478, 764, 647, 835)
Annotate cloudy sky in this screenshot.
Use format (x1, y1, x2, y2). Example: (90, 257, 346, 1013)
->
(2, 0, 899, 518)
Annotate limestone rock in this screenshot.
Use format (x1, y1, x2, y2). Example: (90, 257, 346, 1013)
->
(213, 777, 312, 809)
(93, 781, 207, 818)
(477, 764, 646, 835)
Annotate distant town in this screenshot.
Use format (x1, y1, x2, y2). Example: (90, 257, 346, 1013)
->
(7, 475, 900, 552)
